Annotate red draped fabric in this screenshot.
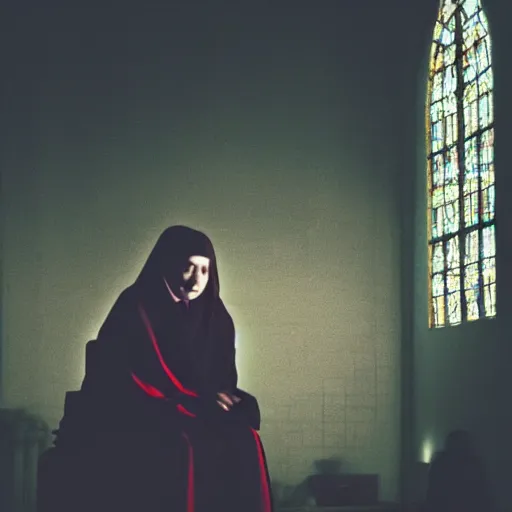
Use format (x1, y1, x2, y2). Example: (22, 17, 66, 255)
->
(131, 304, 271, 512)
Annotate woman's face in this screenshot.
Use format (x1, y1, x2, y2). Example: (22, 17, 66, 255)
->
(169, 255, 210, 301)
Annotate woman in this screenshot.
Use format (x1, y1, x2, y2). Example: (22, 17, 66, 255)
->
(38, 225, 273, 512)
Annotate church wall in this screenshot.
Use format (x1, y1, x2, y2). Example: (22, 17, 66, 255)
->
(0, 2, 453, 504)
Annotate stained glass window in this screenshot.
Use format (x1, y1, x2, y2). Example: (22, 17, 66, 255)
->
(427, 0, 496, 328)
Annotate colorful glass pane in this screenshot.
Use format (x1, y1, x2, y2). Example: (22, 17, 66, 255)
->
(433, 296, 446, 325)
(482, 186, 495, 222)
(445, 201, 460, 234)
(432, 154, 444, 187)
(462, 0, 479, 19)
(444, 183, 459, 203)
(444, 65, 457, 93)
(484, 283, 496, 316)
(481, 129, 494, 165)
(433, 272, 445, 296)
(464, 263, 480, 322)
(478, 94, 491, 128)
(463, 17, 487, 50)
(446, 114, 458, 145)
(464, 230, 479, 265)
(445, 44, 456, 66)
(432, 74, 443, 101)
(447, 237, 460, 269)
(464, 192, 478, 227)
(432, 120, 445, 152)
(463, 94, 479, 136)
(432, 48, 444, 73)
(483, 257, 496, 284)
(464, 81, 478, 103)
(428, 0, 496, 327)
(432, 207, 442, 239)
(448, 292, 462, 324)
(433, 244, 445, 273)
(442, 1, 458, 22)
(463, 137, 479, 191)
(444, 93, 457, 115)
(466, 288, 480, 320)
(479, 68, 493, 93)
(432, 188, 444, 209)
(433, 21, 443, 42)
(439, 23, 455, 45)
(447, 270, 460, 294)
(483, 256, 496, 317)
(463, 47, 478, 83)
(464, 263, 479, 289)
(445, 146, 459, 182)
(476, 39, 490, 72)
(430, 100, 442, 124)
(481, 162, 494, 190)
(482, 225, 495, 257)
(487, 93, 494, 124)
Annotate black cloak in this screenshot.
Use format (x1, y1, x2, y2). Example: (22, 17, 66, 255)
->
(37, 226, 273, 512)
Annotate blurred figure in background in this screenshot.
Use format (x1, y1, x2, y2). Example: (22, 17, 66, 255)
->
(425, 429, 493, 512)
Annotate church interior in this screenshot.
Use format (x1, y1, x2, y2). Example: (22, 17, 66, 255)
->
(2, 1, 511, 510)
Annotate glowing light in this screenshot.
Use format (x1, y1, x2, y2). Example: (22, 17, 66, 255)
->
(421, 437, 435, 464)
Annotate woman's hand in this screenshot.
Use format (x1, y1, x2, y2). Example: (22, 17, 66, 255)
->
(216, 391, 242, 411)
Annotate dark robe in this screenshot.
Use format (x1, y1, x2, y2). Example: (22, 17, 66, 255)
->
(425, 449, 492, 512)
(37, 226, 273, 512)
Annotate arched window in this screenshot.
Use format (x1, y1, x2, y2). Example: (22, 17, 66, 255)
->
(427, 0, 496, 328)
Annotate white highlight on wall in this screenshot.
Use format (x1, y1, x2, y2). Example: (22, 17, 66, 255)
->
(421, 436, 435, 464)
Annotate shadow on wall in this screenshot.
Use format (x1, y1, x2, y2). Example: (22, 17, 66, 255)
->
(0, 408, 51, 512)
